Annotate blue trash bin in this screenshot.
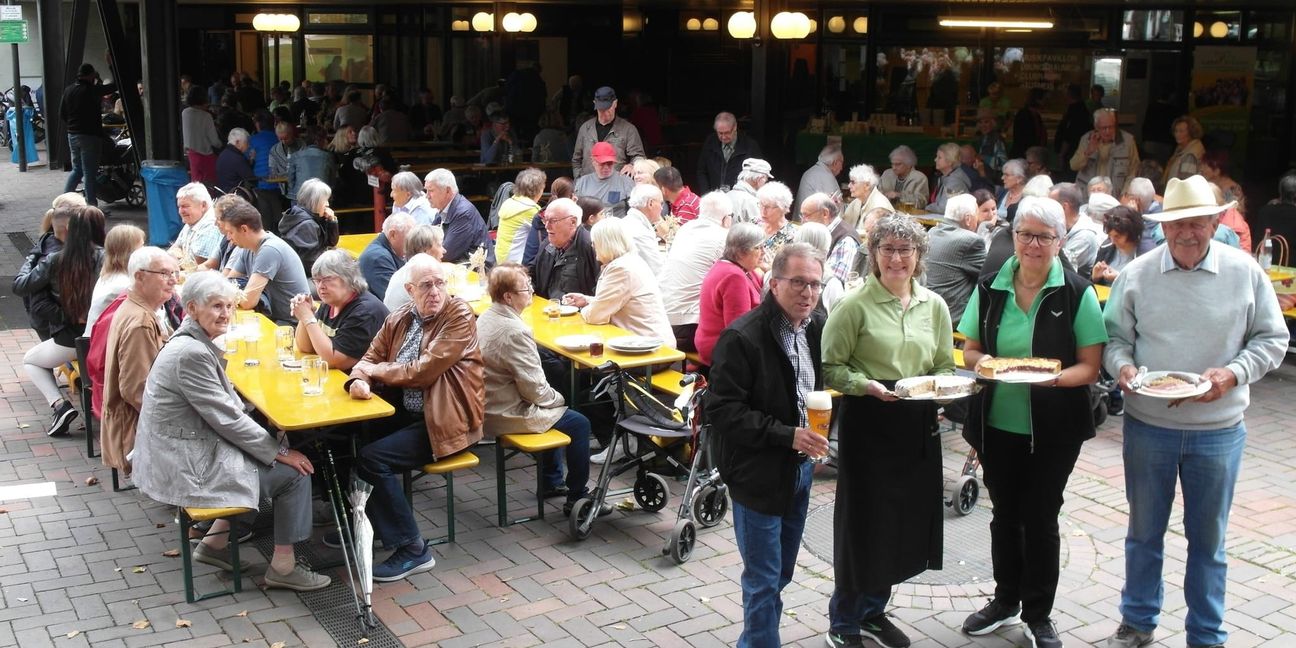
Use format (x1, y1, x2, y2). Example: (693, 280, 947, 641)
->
(6, 106, 38, 164)
(140, 161, 190, 245)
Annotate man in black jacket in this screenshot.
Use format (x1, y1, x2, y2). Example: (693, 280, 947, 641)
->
(59, 64, 116, 206)
(696, 112, 763, 194)
(708, 242, 830, 648)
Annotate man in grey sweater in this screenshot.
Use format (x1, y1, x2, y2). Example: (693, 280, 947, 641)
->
(1101, 175, 1288, 648)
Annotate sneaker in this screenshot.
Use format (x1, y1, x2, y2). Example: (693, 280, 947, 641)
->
(563, 500, 614, 517)
(193, 542, 255, 573)
(47, 401, 78, 437)
(263, 563, 331, 592)
(1024, 619, 1063, 648)
(372, 541, 435, 582)
(590, 437, 635, 464)
(859, 613, 910, 648)
(1105, 624, 1154, 648)
(824, 632, 865, 647)
(312, 499, 335, 527)
(962, 599, 1022, 635)
(540, 484, 570, 499)
(1108, 398, 1125, 417)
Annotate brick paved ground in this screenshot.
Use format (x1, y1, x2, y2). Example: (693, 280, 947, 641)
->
(1, 322, 1294, 647)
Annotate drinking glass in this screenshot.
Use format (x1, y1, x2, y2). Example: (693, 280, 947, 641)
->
(276, 326, 295, 363)
(588, 336, 604, 358)
(301, 355, 325, 396)
(805, 390, 833, 464)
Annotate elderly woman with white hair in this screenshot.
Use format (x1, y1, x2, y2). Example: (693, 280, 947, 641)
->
(496, 167, 547, 264)
(390, 171, 435, 226)
(561, 217, 675, 348)
(279, 177, 340, 273)
(291, 249, 389, 371)
(169, 182, 223, 265)
(955, 196, 1107, 646)
(879, 145, 929, 208)
(927, 142, 972, 215)
(694, 222, 766, 367)
(133, 270, 332, 592)
(384, 228, 446, 311)
(756, 181, 798, 271)
(843, 164, 895, 233)
(997, 159, 1029, 222)
(216, 127, 257, 196)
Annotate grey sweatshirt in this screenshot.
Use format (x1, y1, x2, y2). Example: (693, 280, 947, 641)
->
(1103, 241, 1288, 430)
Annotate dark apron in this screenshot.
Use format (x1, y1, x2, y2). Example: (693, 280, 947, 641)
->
(833, 388, 944, 593)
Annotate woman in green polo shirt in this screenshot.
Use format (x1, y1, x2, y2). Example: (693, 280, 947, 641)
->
(956, 196, 1107, 648)
(822, 214, 955, 648)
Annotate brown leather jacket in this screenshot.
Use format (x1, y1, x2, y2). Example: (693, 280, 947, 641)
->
(350, 297, 484, 458)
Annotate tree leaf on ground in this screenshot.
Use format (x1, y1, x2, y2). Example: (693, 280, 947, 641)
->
(175, 619, 192, 628)
(85, 476, 99, 486)
(270, 642, 287, 648)
(357, 639, 369, 645)
(66, 631, 80, 638)
(131, 620, 150, 629)
(132, 566, 146, 573)
(162, 549, 180, 557)
(236, 610, 248, 617)
(16, 597, 27, 602)
(156, 523, 166, 528)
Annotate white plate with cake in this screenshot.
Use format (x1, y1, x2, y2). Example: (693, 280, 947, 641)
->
(975, 357, 1062, 383)
(893, 375, 976, 400)
(1134, 371, 1212, 399)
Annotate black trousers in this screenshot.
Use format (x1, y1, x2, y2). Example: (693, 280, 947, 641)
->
(671, 324, 698, 353)
(978, 425, 1083, 623)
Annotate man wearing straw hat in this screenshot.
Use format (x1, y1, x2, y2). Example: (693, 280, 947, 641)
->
(1101, 174, 1288, 648)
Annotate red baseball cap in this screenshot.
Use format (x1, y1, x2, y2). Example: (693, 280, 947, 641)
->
(591, 141, 617, 163)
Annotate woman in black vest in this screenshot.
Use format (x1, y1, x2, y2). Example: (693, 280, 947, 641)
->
(955, 196, 1108, 648)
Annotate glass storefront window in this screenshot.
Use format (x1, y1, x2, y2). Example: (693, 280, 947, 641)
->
(304, 34, 374, 83)
(1122, 10, 1183, 42)
(262, 35, 296, 87)
(307, 12, 370, 26)
(1192, 12, 1241, 42)
(991, 47, 1094, 112)
(873, 46, 985, 125)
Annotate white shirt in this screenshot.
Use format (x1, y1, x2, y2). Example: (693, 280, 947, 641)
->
(85, 273, 132, 337)
(622, 209, 665, 275)
(658, 217, 728, 326)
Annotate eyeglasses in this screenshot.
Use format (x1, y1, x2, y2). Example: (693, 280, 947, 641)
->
(544, 215, 576, 226)
(1014, 231, 1060, 246)
(878, 246, 916, 258)
(311, 274, 340, 285)
(775, 276, 825, 293)
(141, 269, 181, 280)
(511, 286, 534, 295)
(412, 278, 448, 292)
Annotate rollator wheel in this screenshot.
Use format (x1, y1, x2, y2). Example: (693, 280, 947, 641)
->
(953, 475, 979, 516)
(126, 181, 146, 207)
(691, 483, 729, 528)
(568, 497, 596, 541)
(669, 519, 696, 564)
(633, 473, 670, 513)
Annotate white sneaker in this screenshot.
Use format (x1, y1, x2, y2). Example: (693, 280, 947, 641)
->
(590, 437, 635, 464)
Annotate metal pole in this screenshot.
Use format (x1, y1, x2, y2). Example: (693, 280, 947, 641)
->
(12, 41, 26, 172)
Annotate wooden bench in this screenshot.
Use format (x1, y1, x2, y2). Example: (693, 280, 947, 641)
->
(496, 430, 571, 527)
(402, 450, 480, 545)
(179, 506, 254, 603)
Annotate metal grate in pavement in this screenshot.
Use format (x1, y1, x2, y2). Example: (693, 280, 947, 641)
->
(251, 531, 401, 648)
(801, 499, 1069, 586)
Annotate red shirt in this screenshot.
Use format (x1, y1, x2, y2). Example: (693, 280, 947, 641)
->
(88, 293, 128, 418)
(671, 186, 701, 224)
(694, 260, 763, 366)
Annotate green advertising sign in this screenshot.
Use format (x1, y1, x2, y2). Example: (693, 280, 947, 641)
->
(0, 20, 28, 44)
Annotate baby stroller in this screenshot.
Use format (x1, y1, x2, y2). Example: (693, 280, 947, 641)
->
(567, 361, 695, 541)
(95, 131, 145, 207)
(659, 372, 729, 564)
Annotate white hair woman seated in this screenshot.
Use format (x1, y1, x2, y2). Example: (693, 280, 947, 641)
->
(133, 271, 331, 592)
(560, 217, 675, 347)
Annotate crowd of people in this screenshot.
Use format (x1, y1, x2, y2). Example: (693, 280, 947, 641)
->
(28, 64, 1296, 648)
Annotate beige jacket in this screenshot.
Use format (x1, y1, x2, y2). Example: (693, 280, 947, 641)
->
(477, 303, 567, 438)
(101, 294, 168, 472)
(581, 252, 676, 347)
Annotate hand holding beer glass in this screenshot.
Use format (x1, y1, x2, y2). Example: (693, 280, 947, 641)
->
(797, 390, 833, 462)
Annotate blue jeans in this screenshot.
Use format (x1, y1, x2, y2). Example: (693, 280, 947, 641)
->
(732, 460, 813, 648)
(357, 418, 434, 549)
(543, 408, 592, 503)
(64, 133, 103, 205)
(1120, 415, 1245, 647)
(829, 588, 892, 635)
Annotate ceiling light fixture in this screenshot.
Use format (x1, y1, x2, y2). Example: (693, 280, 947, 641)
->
(471, 11, 494, 32)
(939, 18, 1054, 29)
(770, 11, 811, 39)
(727, 12, 756, 39)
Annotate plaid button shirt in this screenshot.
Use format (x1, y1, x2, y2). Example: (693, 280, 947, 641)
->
(775, 314, 815, 427)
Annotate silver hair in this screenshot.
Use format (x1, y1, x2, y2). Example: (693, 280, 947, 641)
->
(357, 125, 379, 148)
(1050, 182, 1085, 213)
(723, 222, 766, 262)
(698, 190, 734, 223)
(848, 163, 879, 186)
(794, 221, 831, 254)
(1126, 178, 1156, 209)
(176, 182, 213, 206)
(944, 193, 978, 223)
(424, 168, 459, 194)
(296, 178, 333, 214)
(771, 242, 826, 277)
(406, 225, 444, 256)
(545, 197, 583, 222)
(1023, 175, 1055, 198)
(868, 214, 929, 279)
(1088, 176, 1112, 195)
(1014, 196, 1068, 239)
(628, 183, 663, 209)
(737, 168, 767, 185)
(802, 192, 838, 222)
(590, 216, 635, 260)
(1092, 107, 1117, 126)
(817, 143, 843, 166)
(937, 142, 961, 165)
(383, 211, 414, 236)
(889, 145, 918, 167)
(227, 127, 249, 146)
(714, 112, 737, 128)
(312, 248, 368, 295)
(127, 246, 173, 279)
(181, 269, 237, 309)
(756, 181, 794, 212)
(390, 171, 425, 197)
(1002, 159, 1027, 179)
(404, 253, 443, 282)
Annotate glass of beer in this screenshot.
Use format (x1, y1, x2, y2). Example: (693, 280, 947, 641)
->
(301, 355, 325, 396)
(806, 390, 833, 463)
(276, 326, 295, 363)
